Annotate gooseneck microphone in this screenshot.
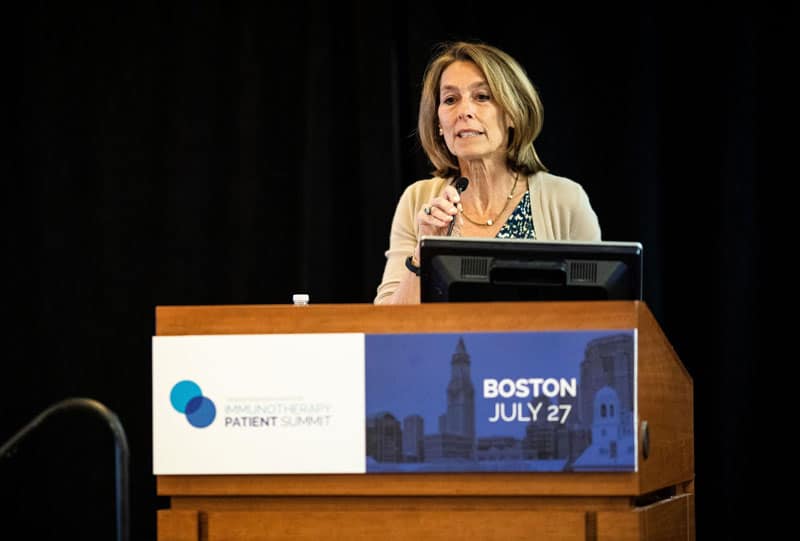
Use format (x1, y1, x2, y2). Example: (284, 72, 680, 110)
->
(447, 176, 469, 236)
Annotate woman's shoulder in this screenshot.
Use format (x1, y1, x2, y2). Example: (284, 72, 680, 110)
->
(528, 170, 584, 191)
(403, 176, 450, 195)
(398, 176, 451, 205)
(528, 170, 591, 202)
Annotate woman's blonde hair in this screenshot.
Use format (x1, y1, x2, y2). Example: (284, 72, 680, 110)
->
(418, 41, 547, 178)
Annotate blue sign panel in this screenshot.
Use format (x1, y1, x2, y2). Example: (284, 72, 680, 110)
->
(365, 330, 636, 473)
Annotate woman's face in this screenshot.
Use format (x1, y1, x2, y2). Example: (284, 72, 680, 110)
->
(437, 60, 510, 164)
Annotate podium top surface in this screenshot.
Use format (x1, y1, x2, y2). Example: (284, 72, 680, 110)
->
(155, 300, 645, 336)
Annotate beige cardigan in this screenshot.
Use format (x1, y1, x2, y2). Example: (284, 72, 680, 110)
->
(374, 171, 601, 304)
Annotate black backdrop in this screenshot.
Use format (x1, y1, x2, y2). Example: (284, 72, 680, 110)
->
(3, 3, 783, 539)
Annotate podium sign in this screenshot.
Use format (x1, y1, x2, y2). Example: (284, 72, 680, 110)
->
(153, 329, 636, 475)
(152, 333, 365, 474)
(367, 330, 636, 473)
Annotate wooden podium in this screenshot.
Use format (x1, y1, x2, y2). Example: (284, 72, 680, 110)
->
(155, 301, 694, 541)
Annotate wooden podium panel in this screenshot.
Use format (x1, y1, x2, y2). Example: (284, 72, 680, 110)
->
(155, 301, 694, 541)
(206, 509, 587, 541)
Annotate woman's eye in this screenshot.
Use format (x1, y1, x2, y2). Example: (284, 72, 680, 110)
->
(442, 96, 457, 105)
(476, 93, 491, 102)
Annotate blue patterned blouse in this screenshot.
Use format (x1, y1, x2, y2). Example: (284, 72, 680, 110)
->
(496, 190, 535, 239)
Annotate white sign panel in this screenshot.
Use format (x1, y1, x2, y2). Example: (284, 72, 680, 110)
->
(152, 333, 365, 474)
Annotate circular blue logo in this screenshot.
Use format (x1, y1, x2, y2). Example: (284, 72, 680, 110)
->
(170, 380, 216, 428)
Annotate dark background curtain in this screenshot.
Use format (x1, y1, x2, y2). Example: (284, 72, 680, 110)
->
(2, 2, 782, 539)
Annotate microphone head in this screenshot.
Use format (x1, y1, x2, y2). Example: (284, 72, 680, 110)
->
(454, 176, 469, 193)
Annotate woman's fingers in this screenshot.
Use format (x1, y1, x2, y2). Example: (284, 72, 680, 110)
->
(418, 186, 462, 232)
(419, 204, 452, 229)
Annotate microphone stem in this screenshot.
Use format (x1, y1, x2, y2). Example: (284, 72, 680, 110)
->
(447, 215, 457, 236)
(447, 176, 469, 237)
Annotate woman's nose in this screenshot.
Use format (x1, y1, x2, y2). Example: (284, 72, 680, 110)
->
(457, 109, 475, 120)
(456, 101, 475, 120)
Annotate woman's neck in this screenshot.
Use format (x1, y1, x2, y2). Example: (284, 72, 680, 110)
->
(459, 159, 515, 213)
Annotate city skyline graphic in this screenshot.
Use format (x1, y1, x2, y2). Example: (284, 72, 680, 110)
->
(365, 330, 636, 473)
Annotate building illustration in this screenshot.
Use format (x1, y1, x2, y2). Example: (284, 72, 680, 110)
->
(366, 331, 635, 473)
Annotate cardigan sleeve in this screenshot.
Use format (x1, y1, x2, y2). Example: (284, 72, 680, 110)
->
(374, 184, 423, 304)
(568, 182, 602, 241)
(374, 178, 448, 303)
